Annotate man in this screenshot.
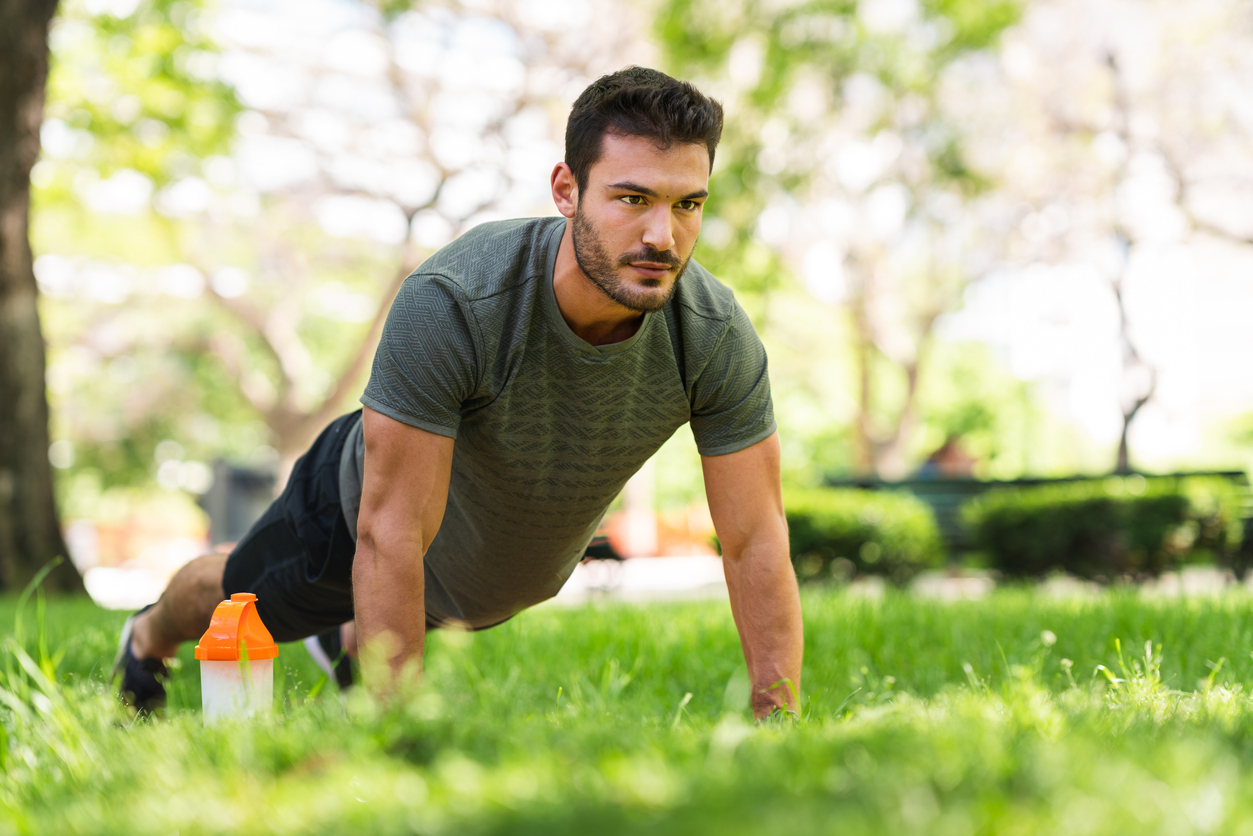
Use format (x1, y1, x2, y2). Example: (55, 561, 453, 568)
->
(114, 67, 804, 719)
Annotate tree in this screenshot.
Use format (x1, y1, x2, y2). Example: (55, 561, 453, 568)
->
(963, 0, 1253, 473)
(1105, 52, 1157, 474)
(37, 0, 648, 493)
(0, 0, 82, 592)
(654, 0, 1021, 478)
(30, 0, 243, 538)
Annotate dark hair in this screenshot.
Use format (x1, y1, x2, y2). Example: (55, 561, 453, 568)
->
(565, 66, 724, 192)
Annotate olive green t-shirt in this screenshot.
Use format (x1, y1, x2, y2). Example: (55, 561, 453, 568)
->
(340, 216, 775, 628)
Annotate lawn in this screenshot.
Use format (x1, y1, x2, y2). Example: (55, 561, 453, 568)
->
(5, 586, 1253, 834)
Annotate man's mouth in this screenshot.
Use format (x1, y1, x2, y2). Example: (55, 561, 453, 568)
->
(627, 261, 673, 279)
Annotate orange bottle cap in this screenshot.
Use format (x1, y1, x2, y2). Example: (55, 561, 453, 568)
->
(193, 592, 279, 661)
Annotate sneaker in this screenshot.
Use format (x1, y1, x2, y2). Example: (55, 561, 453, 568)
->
(113, 605, 168, 714)
(302, 627, 354, 690)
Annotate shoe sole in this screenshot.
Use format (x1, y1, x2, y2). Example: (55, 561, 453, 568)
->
(302, 634, 337, 680)
(112, 612, 139, 679)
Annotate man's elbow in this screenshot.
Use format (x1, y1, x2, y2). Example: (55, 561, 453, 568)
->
(355, 515, 427, 572)
(720, 517, 790, 567)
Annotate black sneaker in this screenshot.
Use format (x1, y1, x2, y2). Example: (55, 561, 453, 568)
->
(112, 605, 168, 714)
(303, 627, 354, 690)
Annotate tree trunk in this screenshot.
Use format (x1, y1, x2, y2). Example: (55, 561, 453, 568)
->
(0, 0, 81, 593)
(845, 254, 879, 476)
(1109, 262, 1155, 477)
(847, 261, 943, 479)
(875, 341, 929, 481)
(850, 287, 876, 476)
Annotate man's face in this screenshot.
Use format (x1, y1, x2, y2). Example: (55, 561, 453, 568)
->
(570, 133, 710, 313)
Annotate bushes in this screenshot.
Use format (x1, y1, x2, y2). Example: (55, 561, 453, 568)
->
(782, 476, 1248, 585)
(784, 487, 944, 584)
(963, 476, 1246, 580)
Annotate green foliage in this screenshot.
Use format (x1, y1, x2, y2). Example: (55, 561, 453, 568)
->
(781, 423, 855, 487)
(1229, 413, 1253, 449)
(653, 0, 1026, 480)
(32, 0, 260, 512)
(913, 341, 1094, 478)
(41, 0, 240, 188)
(785, 487, 944, 583)
(923, 0, 1022, 52)
(963, 476, 1247, 579)
(33, 0, 395, 516)
(12, 590, 1253, 833)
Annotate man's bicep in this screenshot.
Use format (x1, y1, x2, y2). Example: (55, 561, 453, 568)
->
(690, 304, 776, 457)
(358, 406, 455, 554)
(700, 432, 785, 554)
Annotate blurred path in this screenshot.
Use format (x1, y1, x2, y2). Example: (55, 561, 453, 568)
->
(81, 557, 1247, 610)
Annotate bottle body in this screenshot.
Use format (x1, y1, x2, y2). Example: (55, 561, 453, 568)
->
(200, 659, 273, 723)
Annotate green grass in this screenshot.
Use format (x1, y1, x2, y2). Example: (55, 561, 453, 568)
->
(6, 587, 1253, 834)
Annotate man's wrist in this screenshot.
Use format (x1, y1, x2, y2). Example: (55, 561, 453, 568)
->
(751, 676, 800, 719)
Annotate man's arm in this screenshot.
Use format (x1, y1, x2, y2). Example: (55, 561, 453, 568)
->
(701, 432, 803, 719)
(353, 406, 455, 687)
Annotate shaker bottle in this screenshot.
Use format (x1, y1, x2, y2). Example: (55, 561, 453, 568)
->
(193, 592, 278, 723)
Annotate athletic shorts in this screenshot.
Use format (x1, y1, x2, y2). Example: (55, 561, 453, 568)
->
(221, 411, 362, 642)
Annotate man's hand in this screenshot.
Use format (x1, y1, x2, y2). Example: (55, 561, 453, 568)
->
(353, 407, 455, 689)
(702, 432, 803, 720)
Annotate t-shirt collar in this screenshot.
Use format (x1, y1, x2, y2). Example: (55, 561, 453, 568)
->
(543, 218, 653, 358)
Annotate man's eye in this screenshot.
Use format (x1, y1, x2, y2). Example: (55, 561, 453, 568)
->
(622, 195, 645, 205)
(677, 200, 701, 211)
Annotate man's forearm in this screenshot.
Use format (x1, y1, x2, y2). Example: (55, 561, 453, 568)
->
(351, 535, 426, 684)
(723, 538, 803, 719)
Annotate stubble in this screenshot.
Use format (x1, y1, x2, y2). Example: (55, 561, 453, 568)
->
(571, 205, 692, 314)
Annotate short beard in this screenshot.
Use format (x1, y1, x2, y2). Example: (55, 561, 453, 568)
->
(571, 205, 690, 314)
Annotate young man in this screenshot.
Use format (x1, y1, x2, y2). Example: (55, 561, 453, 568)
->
(115, 67, 804, 719)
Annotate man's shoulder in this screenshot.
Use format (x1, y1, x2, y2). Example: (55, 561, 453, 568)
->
(417, 217, 564, 301)
(671, 259, 741, 325)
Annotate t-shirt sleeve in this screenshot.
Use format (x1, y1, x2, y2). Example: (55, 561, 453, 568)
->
(689, 302, 777, 456)
(361, 275, 479, 437)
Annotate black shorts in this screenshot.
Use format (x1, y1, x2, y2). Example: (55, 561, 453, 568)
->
(224, 409, 510, 641)
(221, 411, 361, 642)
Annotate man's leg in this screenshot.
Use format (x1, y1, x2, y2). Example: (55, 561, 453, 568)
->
(130, 553, 228, 660)
(117, 410, 362, 709)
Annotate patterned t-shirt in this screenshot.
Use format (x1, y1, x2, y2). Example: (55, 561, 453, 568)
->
(339, 216, 775, 628)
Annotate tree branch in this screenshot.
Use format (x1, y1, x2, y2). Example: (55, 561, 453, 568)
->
(299, 249, 417, 435)
(1159, 145, 1253, 246)
(203, 284, 290, 401)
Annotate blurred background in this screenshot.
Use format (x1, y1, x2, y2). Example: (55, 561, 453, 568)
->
(4, 0, 1252, 603)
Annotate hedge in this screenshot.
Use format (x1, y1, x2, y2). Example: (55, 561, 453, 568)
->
(962, 475, 1246, 580)
(784, 487, 945, 584)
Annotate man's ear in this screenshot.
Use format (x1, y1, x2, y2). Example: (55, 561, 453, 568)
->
(551, 162, 578, 219)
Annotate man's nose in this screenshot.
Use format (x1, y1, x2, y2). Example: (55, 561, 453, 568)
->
(641, 206, 675, 253)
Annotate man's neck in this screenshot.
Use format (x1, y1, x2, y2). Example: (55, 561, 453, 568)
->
(551, 222, 645, 347)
